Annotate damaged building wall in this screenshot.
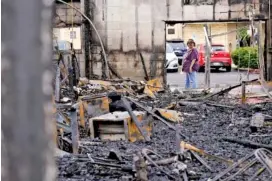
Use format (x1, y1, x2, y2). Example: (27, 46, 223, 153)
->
(91, 0, 166, 80)
(53, 0, 269, 81)
(90, 0, 269, 81)
(54, 1, 86, 77)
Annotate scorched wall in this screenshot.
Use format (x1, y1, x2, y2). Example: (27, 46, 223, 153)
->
(90, 0, 269, 82)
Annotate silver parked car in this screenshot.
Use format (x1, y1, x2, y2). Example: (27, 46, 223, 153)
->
(165, 43, 179, 72)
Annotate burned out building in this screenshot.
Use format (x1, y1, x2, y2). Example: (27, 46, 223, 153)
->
(54, 0, 271, 82)
(3, 0, 272, 180)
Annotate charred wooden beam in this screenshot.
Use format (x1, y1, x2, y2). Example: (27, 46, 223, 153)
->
(222, 137, 272, 150)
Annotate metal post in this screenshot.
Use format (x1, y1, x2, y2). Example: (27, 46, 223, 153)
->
(83, 0, 92, 78)
(268, 0, 272, 81)
(241, 81, 246, 104)
(204, 24, 211, 89)
(68, 56, 75, 99)
(70, 108, 79, 154)
(269, 0, 271, 46)
(258, 21, 265, 81)
(79, 101, 86, 128)
(2, 0, 55, 180)
(55, 66, 61, 102)
(163, 22, 167, 86)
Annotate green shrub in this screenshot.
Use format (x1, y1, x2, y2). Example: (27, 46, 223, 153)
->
(231, 47, 258, 69)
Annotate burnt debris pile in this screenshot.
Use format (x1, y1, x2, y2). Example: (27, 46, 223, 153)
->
(54, 76, 272, 181)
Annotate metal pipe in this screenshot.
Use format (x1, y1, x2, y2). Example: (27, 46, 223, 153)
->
(56, 0, 109, 78)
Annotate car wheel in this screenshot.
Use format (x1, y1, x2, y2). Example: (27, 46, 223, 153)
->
(226, 66, 231, 72)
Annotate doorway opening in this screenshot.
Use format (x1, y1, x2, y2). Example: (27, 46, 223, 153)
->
(164, 19, 267, 90)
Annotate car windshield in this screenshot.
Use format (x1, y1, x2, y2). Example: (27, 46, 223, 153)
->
(168, 42, 186, 49)
(212, 45, 225, 51)
(166, 44, 174, 53)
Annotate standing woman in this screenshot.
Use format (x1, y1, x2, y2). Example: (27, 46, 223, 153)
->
(181, 39, 199, 89)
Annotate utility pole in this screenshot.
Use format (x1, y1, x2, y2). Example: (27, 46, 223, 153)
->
(204, 24, 211, 89)
(2, 0, 55, 180)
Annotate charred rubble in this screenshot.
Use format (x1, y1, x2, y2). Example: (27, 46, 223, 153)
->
(53, 58, 272, 181)
(54, 77, 272, 181)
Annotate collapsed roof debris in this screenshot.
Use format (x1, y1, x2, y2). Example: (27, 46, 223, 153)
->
(53, 54, 272, 180)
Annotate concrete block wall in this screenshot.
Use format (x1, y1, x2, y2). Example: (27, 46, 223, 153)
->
(91, 0, 170, 81)
(54, 2, 82, 27)
(88, 0, 268, 81)
(53, 0, 269, 81)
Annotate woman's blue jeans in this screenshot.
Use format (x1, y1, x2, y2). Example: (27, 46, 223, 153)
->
(185, 71, 197, 89)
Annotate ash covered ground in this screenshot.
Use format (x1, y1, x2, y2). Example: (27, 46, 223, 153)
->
(56, 92, 272, 181)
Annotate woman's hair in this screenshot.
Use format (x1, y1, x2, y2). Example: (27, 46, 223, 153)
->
(187, 39, 196, 46)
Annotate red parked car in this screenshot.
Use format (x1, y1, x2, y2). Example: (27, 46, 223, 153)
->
(197, 44, 232, 72)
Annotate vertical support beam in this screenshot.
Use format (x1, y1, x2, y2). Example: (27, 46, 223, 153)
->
(241, 81, 246, 104)
(204, 24, 211, 89)
(269, 0, 271, 46)
(264, 20, 268, 80)
(55, 66, 61, 102)
(258, 21, 265, 81)
(71, 108, 79, 154)
(84, 0, 91, 78)
(2, 0, 55, 180)
(52, 96, 58, 146)
(79, 100, 86, 128)
(266, 18, 272, 80)
(163, 22, 167, 86)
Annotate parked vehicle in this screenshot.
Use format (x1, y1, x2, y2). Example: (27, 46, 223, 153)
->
(167, 39, 187, 65)
(197, 44, 232, 72)
(165, 43, 179, 72)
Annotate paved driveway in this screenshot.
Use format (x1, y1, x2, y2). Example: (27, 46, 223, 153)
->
(167, 69, 259, 88)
